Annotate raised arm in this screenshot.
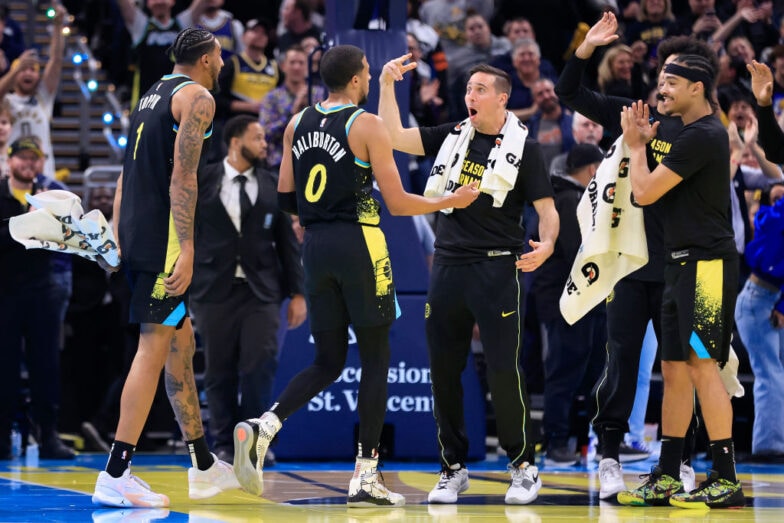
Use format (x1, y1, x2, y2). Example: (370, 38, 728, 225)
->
(555, 11, 631, 134)
(42, 3, 67, 96)
(747, 60, 784, 164)
(167, 84, 216, 295)
(377, 54, 426, 155)
(116, 0, 138, 29)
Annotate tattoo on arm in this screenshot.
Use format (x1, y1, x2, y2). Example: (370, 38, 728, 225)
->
(171, 91, 215, 243)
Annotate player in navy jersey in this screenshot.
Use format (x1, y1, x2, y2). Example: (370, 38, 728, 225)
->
(92, 28, 241, 508)
(232, 44, 479, 507)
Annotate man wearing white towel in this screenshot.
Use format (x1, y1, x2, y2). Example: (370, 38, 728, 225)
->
(379, 57, 559, 505)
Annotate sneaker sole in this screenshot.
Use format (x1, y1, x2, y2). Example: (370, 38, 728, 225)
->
(92, 490, 169, 508)
(347, 490, 406, 507)
(599, 484, 627, 500)
(233, 422, 263, 496)
(505, 477, 541, 505)
(670, 494, 746, 509)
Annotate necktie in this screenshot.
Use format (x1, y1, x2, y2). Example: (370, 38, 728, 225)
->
(235, 174, 251, 224)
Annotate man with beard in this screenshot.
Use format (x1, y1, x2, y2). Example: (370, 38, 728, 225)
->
(92, 28, 240, 508)
(191, 115, 306, 466)
(232, 44, 479, 507)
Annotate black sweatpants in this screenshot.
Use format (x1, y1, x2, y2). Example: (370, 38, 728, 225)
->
(592, 278, 663, 434)
(425, 257, 534, 468)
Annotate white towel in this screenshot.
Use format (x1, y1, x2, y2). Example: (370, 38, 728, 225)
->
(9, 189, 120, 267)
(559, 137, 648, 325)
(424, 111, 528, 214)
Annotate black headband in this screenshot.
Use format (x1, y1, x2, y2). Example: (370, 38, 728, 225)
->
(663, 62, 713, 90)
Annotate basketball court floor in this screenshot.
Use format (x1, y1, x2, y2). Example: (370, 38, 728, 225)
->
(1, 449, 782, 522)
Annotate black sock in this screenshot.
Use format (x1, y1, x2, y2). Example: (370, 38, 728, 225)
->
(600, 427, 624, 462)
(106, 440, 135, 478)
(710, 439, 737, 483)
(186, 436, 214, 471)
(660, 436, 685, 480)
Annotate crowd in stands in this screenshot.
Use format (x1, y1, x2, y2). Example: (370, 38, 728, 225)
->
(0, 0, 783, 472)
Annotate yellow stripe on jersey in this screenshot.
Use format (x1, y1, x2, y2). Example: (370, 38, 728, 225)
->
(360, 225, 393, 297)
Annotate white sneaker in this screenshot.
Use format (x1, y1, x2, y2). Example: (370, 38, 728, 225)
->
(427, 465, 469, 503)
(347, 456, 406, 507)
(598, 458, 627, 500)
(188, 452, 241, 499)
(92, 468, 170, 508)
(680, 462, 696, 492)
(233, 412, 281, 496)
(505, 463, 541, 505)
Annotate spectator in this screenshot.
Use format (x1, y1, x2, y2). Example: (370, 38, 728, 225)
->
(191, 115, 306, 465)
(624, 0, 677, 71)
(212, 18, 279, 162)
(491, 16, 559, 79)
(526, 78, 575, 170)
(0, 137, 76, 460)
(407, 0, 449, 113)
(418, 0, 495, 60)
(710, 0, 777, 61)
(0, 4, 66, 178)
(668, 0, 724, 40)
(505, 38, 559, 122)
(406, 33, 448, 129)
(259, 45, 325, 172)
(550, 112, 605, 178)
(116, 0, 208, 107)
(447, 11, 511, 120)
(597, 44, 650, 100)
(197, 0, 244, 61)
(276, 0, 322, 58)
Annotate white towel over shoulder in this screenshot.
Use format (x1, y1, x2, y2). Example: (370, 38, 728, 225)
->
(559, 137, 648, 325)
(9, 189, 120, 267)
(424, 112, 528, 213)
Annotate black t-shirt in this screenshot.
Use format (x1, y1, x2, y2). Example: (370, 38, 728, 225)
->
(660, 115, 736, 261)
(419, 123, 554, 264)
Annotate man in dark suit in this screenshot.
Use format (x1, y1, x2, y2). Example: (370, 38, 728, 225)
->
(191, 114, 306, 465)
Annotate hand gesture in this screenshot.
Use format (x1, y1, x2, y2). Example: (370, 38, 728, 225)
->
(380, 53, 417, 86)
(583, 11, 620, 49)
(621, 100, 659, 148)
(420, 78, 443, 106)
(746, 60, 773, 106)
(450, 181, 480, 208)
(51, 3, 67, 26)
(727, 121, 744, 154)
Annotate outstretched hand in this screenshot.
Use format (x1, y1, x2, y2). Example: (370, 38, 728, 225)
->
(747, 60, 773, 106)
(515, 239, 554, 273)
(450, 181, 480, 208)
(380, 53, 417, 86)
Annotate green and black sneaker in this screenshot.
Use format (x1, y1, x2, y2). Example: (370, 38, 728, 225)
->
(617, 466, 684, 506)
(669, 470, 745, 509)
